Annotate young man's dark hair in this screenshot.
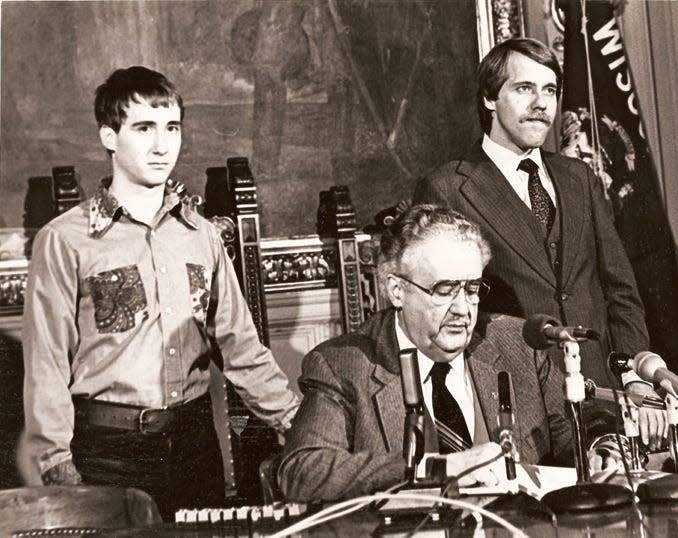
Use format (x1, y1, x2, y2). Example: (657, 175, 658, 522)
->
(476, 37, 562, 133)
(94, 65, 184, 132)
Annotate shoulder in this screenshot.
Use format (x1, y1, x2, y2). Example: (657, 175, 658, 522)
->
(303, 310, 393, 378)
(33, 201, 89, 248)
(471, 312, 531, 353)
(542, 150, 592, 177)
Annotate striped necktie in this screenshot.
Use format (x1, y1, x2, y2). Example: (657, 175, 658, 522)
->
(430, 362, 472, 453)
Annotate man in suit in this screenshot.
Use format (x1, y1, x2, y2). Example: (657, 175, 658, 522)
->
(278, 204, 574, 503)
(412, 37, 650, 392)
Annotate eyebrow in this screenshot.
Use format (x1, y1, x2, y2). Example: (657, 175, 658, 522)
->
(129, 120, 182, 127)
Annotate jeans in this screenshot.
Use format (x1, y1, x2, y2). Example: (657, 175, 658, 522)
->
(71, 393, 225, 521)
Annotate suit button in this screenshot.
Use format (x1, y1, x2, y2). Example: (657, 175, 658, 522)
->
(560, 293, 569, 301)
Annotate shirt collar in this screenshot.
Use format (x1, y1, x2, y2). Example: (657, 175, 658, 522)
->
(481, 134, 545, 179)
(88, 178, 199, 237)
(394, 311, 464, 383)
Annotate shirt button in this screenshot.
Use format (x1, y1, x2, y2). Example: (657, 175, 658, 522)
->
(560, 293, 569, 301)
(165, 307, 173, 315)
(170, 391, 178, 398)
(549, 242, 557, 249)
(159, 266, 167, 274)
(168, 347, 176, 356)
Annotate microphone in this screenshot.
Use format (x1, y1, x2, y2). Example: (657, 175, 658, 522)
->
(584, 378, 666, 410)
(498, 371, 518, 481)
(609, 351, 678, 396)
(522, 314, 599, 350)
(398, 348, 425, 482)
(399, 348, 424, 409)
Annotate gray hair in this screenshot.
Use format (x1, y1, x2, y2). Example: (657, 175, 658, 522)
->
(377, 204, 491, 288)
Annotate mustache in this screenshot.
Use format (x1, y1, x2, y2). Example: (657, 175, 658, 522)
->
(522, 114, 552, 124)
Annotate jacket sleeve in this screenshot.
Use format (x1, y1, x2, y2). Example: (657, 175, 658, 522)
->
(278, 350, 405, 502)
(22, 225, 80, 478)
(208, 227, 299, 433)
(586, 162, 650, 354)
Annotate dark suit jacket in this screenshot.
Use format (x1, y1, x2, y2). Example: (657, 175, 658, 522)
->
(278, 309, 573, 503)
(413, 141, 649, 385)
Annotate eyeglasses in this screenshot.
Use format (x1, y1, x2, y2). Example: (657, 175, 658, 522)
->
(395, 275, 490, 306)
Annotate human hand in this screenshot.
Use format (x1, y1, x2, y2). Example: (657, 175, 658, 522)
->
(444, 442, 505, 487)
(625, 382, 668, 450)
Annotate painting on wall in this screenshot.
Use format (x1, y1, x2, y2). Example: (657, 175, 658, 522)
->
(1, 0, 521, 239)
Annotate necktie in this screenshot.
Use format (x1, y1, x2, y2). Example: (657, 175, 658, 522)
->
(430, 362, 472, 453)
(518, 158, 555, 233)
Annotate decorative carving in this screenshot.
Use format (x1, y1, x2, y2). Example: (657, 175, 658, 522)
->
(491, 0, 523, 44)
(316, 186, 363, 333)
(204, 158, 269, 347)
(477, 0, 525, 59)
(0, 272, 27, 315)
(52, 166, 84, 215)
(262, 248, 336, 290)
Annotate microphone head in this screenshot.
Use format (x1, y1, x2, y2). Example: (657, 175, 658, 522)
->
(398, 348, 423, 408)
(522, 314, 561, 350)
(633, 351, 666, 382)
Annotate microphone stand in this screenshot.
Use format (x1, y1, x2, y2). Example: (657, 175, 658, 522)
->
(403, 405, 425, 484)
(541, 340, 635, 513)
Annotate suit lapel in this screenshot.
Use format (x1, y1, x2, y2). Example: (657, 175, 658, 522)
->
(543, 153, 584, 288)
(370, 311, 408, 454)
(458, 145, 556, 286)
(370, 310, 439, 453)
(466, 331, 525, 454)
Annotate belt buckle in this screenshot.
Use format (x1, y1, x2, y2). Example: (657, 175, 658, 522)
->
(138, 407, 154, 434)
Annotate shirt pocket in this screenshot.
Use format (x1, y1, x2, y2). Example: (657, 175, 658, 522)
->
(85, 264, 148, 333)
(186, 263, 212, 328)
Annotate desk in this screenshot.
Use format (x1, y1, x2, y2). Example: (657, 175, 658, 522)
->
(93, 500, 678, 537)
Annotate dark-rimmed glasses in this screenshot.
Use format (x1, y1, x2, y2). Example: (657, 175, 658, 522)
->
(395, 275, 490, 306)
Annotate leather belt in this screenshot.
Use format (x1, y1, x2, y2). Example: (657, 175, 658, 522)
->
(73, 392, 211, 434)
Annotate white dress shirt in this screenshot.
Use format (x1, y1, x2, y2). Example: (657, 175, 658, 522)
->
(395, 313, 475, 439)
(482, 134, 557, 208)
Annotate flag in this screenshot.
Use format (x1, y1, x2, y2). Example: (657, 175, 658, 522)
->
(559, 0, 678, 368)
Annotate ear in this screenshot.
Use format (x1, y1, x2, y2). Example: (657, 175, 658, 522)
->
(385, 274, 405, 308)
(99, 126, 117, 153)
(483, 96, 496, 112)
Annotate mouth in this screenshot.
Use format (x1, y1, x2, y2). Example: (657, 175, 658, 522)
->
(148, 162, 169, 168)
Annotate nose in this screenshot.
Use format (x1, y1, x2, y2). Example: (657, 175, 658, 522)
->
(532, 90, 547, 110)
(152, 131, 168, 155)
(445, 288, 471, 317)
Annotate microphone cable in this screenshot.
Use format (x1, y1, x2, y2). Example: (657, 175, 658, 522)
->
(268, 491, 530, 538)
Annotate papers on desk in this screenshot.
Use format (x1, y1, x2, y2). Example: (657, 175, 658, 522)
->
(459, 463, 577, 499)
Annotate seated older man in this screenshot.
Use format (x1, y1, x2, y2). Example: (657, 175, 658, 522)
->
(278, 204, 580, 502)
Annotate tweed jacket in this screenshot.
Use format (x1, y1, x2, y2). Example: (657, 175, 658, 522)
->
(413, 141, 649, 386)
(278, 309, 573, 503)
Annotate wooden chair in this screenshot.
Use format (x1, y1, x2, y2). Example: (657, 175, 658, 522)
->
(203, 158, 280, 505)
(0, 486, 162, 536)
(258, 452, 284, 505)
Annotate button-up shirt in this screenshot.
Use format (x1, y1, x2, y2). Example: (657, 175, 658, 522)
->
(394, 314, 475, 438)
(23, 179, 299, 475)
(482, 134, 557, 208)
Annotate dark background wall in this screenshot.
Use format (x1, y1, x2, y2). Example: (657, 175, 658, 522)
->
(0, 0, 480, 238)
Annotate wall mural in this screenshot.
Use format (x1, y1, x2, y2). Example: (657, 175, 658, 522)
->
(1, 0, 520, 238)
